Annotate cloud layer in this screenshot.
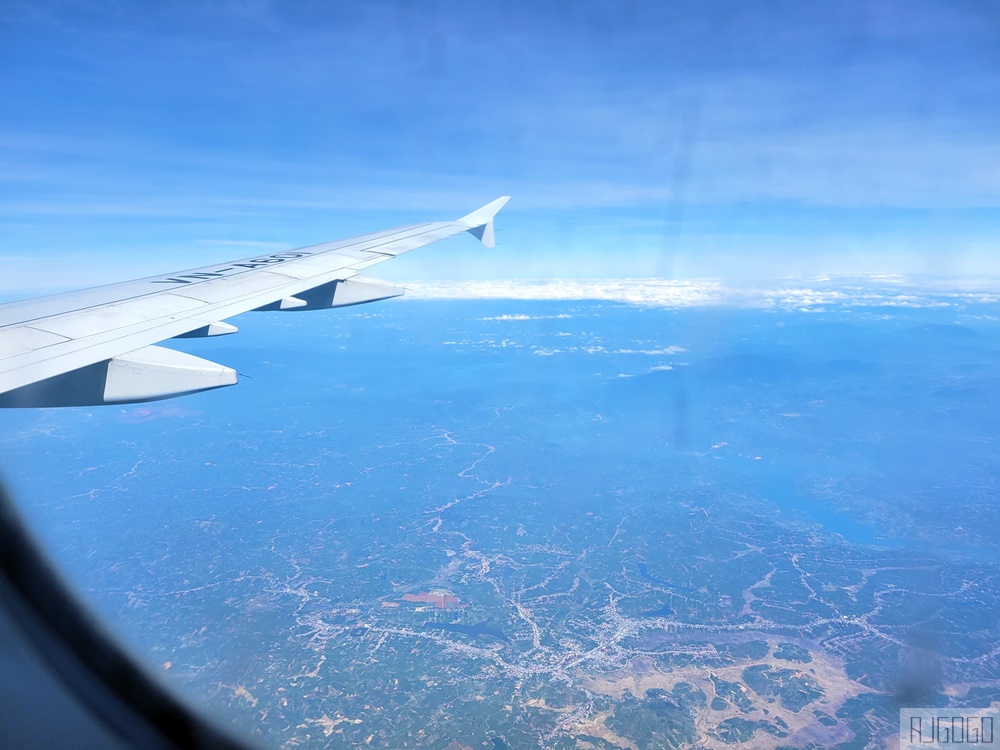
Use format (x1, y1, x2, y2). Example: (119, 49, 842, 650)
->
(403, 277, 1000, 311)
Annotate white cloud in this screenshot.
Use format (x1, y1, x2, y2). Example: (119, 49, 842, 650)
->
(476, 313, 574, 321)
(405, 278, 726, 306)
(615, 346, 687, 355)
(400, 277, 1000, 310)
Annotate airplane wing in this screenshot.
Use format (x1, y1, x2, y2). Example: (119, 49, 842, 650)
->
(0, 197, 510, 407)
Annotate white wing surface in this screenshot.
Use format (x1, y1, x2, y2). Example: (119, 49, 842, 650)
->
(0, 197, 510, 407)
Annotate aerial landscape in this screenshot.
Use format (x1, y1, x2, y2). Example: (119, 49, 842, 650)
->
(3, 1, 1000, 748)
(3, 280, 1000, 748)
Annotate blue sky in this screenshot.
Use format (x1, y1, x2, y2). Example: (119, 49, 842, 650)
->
(2, 0, 1000, 291)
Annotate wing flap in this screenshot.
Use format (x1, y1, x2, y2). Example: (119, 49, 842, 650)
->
(0, 327, 72, 360)
(30, 294, 207, 339)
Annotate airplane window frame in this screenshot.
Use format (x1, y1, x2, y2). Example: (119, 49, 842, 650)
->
(0, 480, 254, 750)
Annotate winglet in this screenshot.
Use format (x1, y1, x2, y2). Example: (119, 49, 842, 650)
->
(457, 196, 510, 248)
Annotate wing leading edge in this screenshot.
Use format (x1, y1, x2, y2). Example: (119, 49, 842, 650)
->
(0, 197, 510, 407)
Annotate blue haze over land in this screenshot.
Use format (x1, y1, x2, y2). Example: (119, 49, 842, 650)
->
(2, 293, 1000, 747)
